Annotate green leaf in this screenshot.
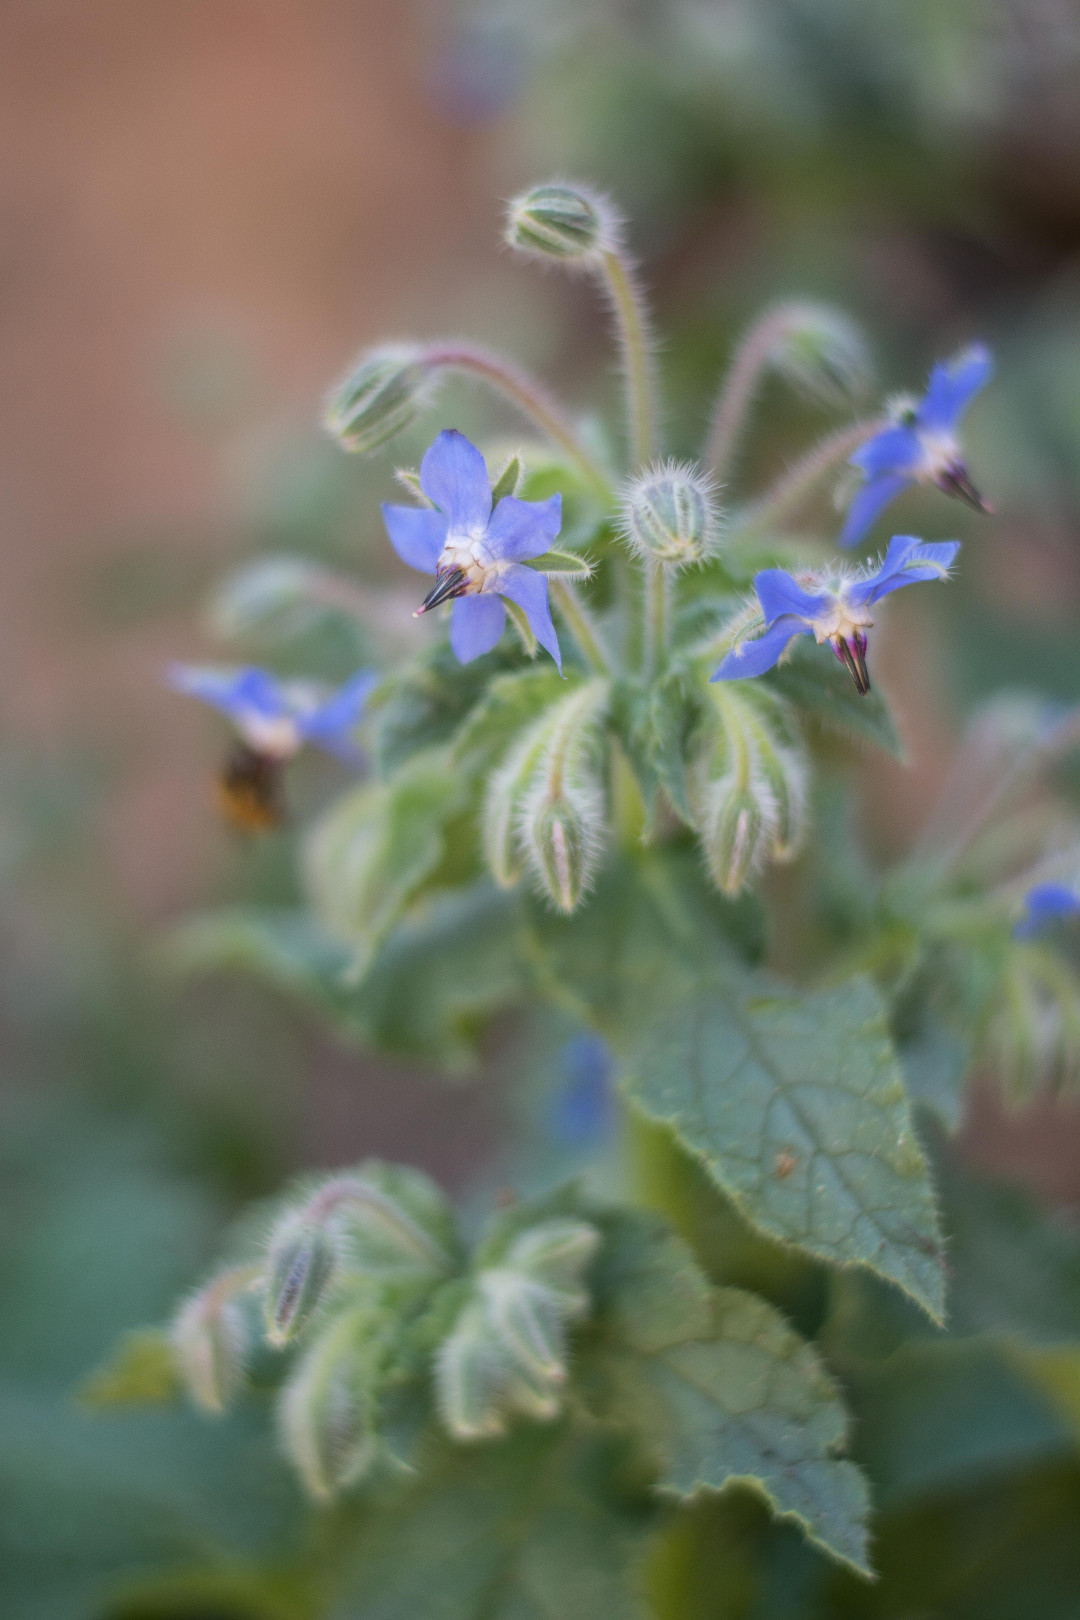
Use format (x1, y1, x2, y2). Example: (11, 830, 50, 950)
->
(490, 453, 524, 502)
(77, 1328, 181, 1409)
(590, 1209, 713, 1354)
(305, 751, 468, 977)
(612, 675, 700, 829)
(372, 641, 526, 776)
(764, 636, 902, 757)
(622, 975, 946, 1321)
(326, 1420, 654, 1620)
(503, 596, 538, 655)
(527, 545, 594, 579)
(597, 1288, 871, 1573)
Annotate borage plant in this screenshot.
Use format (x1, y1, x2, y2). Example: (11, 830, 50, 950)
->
(90, 182, 1080, 1616)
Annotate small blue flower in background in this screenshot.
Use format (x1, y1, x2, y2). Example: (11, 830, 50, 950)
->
(713, 534, 959, 694)
(381, 429, 563, 670)
(169, 665, 378, 763)
(1013, 883, 1080, 940)
(841, 344, 993, 547)
(549, 1032, 614, 1149)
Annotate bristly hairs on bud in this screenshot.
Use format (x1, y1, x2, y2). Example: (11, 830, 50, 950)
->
(263, 1210, 340, 1347)
(435, 1217, 599, 1442)
(323, 343, 434, 455)
(504, 181, 623, 267)
(278, 1305, 379, 1500)
(765, 301, 874, 407)
(171, 1264, 260, 1415)
(692, 684, 808, 893)
(618, 460, 722, 568)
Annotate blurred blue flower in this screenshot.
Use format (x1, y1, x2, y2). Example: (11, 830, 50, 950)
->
(713, 534, 959, 694)
(169, 665, 377, 762)
(549, 1032, 614, 1149)
(1013, 883, 1080, 940)
(382, 429, 563, 669)
(841, 344, 992, 547)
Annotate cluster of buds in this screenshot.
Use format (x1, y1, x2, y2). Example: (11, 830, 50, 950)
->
(167, 1164, 602, 1501)
(691, 685, 808, 895)
(436, 1220, 599, 1440)
(485, 680, 610, 913)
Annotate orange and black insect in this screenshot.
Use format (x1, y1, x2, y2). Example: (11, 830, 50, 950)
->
(216, 740, 286, 833)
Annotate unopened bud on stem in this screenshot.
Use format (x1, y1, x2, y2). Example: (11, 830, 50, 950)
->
(323, 344, 432, 454)
(172, 1266, 258, 1414)
(766, 303, 873, 406)
(620, 461, 720, 567)
(264, 1214, 338, 1346)
(279, 1307, 377, 1500)
(504, 182, 621, 265)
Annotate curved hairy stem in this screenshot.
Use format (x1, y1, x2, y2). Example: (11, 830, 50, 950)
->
(644, 561, 669, 679)
(703, 306, 800, 484)
(419, 342, 611, 499)
(598, 251, 657, 471)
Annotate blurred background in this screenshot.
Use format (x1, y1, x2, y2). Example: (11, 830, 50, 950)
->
(4, 1, 1080, 1611)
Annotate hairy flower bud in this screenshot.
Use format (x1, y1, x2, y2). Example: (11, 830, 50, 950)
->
(504, 181, 620, 264)
(693, 686, 808, 894)
(620, 461, 720, 567)
(766, 302, 873, 406)
(278, 1307, 378, 1500)
(171, 1268, 254, 1414)
(323, 344, 432, 454)
(523, 788, 603, 915)
(263, 1213, 339, 1346)
(484, 682, 609, 911)
(435, 1217, 599, 1442)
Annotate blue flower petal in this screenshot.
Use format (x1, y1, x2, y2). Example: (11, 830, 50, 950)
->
(754, 569, 831, 626)
(299, 670, 379, 759)
(549, 1033, 614, 1148)
(918, 344, 993, 434)
(711, 615, 811, 681)
(381, 504, 448, 573)
(840, 470, 912, 547)
(420, 429, 492, 532)
(450, 593, 506, 663)
(849, 535, 960, 606)
(1013, 883, 1080, 940)
(484, 492, 562, 562)
(168, 664, 290, 725)
(493, 563, 562, 672)
(851, 424, 922, 478)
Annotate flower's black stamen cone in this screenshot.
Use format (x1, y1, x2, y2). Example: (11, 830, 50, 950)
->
(415, 566, 469, 617)
(835, 635, 871, 696)
(937, 462, 991, 514)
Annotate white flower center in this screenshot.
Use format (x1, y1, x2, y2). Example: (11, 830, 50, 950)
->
(915, 429, 960, 483)
(811, 592, 874, 646)
(239, 713, 302, 758)
(439, 530, 493, 593)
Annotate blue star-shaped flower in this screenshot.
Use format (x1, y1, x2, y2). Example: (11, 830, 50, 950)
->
(841, 344, 993, 547)
(169, 665, 377, 762)
(1013, 883, 1080, 941)
(712, 534, 959, 694)
(381, 429, 563, 669)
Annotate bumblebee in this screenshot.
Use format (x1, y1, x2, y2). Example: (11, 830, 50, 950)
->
(216, 740, 286, 833)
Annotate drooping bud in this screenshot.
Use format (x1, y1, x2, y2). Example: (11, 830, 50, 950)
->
(523, 787, 604, 914)
(323, 344, 433, 455)
(619, 461, 721, 568)
(692, 685, 809, 894)
(263, 1212, 339, 1346)
(504, 182, 621, 265)
(171, 1267, 256, 1414)
(765, 302, 873, 406)
(278, 1307, 378, 1500)
(483, 681, 609, 910)
(435, 1217, 600, 1442)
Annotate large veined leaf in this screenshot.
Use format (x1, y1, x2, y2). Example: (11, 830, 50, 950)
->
(588, 1213, 870, 1574)
(621, 975, 945, 1321)
(325, 1420, 654, 1620)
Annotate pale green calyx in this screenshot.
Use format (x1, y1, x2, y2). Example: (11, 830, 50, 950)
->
(766, 302, 873, 406)
(263, 1213, 339, 1346)
(692, 686, 808, 894)
(620, 460, 721, 567)
(323, 343, 433, 454)
(171, 1266, 257, 1414)
(504, 182, 621, 265)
